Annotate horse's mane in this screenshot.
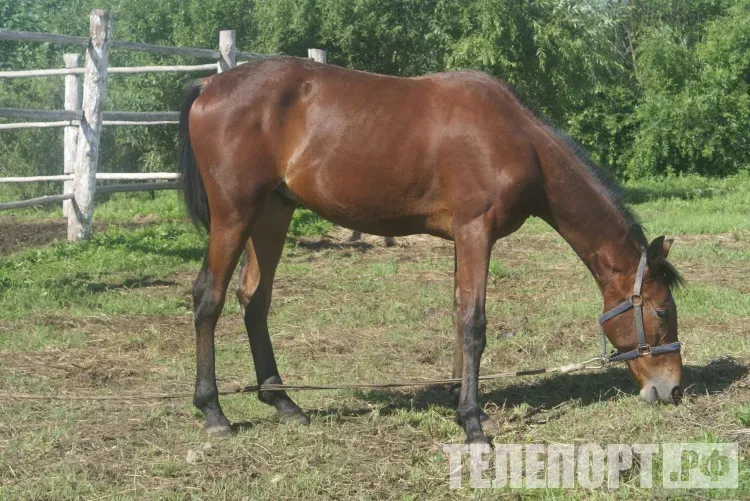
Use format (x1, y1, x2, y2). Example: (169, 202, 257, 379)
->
(483, 75, 684, 289)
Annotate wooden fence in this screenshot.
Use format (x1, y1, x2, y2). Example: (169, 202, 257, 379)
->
(0, 9, 327, 241)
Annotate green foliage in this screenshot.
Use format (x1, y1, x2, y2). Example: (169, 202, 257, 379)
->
(288, 208, 333, 238)
(628, 1, 750, 177)
(1, 0, 749, 194)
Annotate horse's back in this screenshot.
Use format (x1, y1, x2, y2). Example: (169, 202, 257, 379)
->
(192, 58, 543, 238)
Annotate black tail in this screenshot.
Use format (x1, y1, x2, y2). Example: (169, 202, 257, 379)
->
(178, 83, 210, 231)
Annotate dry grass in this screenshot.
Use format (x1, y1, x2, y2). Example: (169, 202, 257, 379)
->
(0, 222, 748, 500)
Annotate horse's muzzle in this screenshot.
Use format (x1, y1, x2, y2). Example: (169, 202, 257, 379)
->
(640, 380, 683, 405)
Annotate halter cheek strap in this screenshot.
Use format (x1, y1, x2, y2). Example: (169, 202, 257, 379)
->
(598, 252, 681, 363)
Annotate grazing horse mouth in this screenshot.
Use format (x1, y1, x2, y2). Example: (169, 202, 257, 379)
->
(641, 382, 683, 405)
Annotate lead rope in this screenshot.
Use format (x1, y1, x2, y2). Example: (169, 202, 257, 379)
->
(0, 357, 606, 402)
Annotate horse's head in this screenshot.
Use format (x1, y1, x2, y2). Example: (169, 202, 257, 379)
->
(601, 236, 684, 405)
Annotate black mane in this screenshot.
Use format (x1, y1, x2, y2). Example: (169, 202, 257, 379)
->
(555, 130, 684, 289)
(489, 77, 684, 289)
(554, 130, 648, 247)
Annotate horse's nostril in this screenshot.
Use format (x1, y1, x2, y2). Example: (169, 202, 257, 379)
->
(671, 386, 683, 405)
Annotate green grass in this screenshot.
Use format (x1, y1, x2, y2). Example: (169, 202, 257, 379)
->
(0, 175, 748, 499)
(625, 172, 750, 235)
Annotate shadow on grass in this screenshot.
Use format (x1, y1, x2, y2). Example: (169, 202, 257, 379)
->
(290, 237, 374, 253)
(309, 357, 748, 419)
(86, 276, 177, 293)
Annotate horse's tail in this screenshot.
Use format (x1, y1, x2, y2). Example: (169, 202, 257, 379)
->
(178, 81, 210, 231)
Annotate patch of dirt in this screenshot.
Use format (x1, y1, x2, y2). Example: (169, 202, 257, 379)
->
(0, 216, 67, 255)
(324, 227, 453, 249)
(0, 216, 166, 255)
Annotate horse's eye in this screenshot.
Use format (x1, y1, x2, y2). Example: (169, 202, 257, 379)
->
(655, 309, 669, 320)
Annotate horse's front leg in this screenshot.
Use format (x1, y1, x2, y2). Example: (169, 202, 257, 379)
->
(449, 251, 490, 424)
(453, 218, 493, 444)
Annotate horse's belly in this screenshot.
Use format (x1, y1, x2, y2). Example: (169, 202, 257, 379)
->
(282, 165, 452, 238)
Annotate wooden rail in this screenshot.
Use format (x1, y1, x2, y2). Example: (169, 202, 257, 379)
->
(0, 121, 77, 130)
(0, 11, 325, 241)
(0, 108, 82, 121)
(0, 193, 73, 211)
(102, 120, 177, 126)
(0, 29, 88, 47)
(0, 173, 178, 183)
(0, 109, 179, 122)
(0, 63, 218, 79)
(97, 181, 179, 194)
(95, 172, 179, 180)
(0, 175, 73, 183)
(103, 111, 179, 121)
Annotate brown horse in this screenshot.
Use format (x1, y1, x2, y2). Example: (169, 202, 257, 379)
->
(178, 57, 683, 444)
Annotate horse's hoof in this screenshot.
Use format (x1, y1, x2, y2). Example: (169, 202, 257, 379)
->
(205, 423, 232, 437)
(279, 410, 310, 426)
(466, 433, 490, 445)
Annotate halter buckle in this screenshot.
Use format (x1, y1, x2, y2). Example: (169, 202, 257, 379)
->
(631, 294, 643, 307)
(637, 344, 651, 356)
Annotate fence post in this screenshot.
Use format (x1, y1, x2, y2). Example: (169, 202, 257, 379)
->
(68, 9, 111, 241)
(307, 48, 327, 63)
(218, 30, 236, 73)
(62, 53, 82, 217)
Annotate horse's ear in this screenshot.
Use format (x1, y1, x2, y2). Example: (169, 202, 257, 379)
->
(647, 236, 673, 266)
(662, 238, 674, 259)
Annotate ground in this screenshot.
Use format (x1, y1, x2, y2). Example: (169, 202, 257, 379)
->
(0, 174, 748, 499)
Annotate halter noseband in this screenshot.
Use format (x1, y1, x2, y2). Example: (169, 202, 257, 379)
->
(598, 252, 681, 363)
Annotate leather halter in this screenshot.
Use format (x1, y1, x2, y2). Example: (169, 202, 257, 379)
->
(599, 252, 681, 363)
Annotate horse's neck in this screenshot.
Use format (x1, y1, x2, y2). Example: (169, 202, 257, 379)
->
(535, 140, 642, 299)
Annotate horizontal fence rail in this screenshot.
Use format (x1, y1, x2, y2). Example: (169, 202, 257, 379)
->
(0, 68, 84, 78)
(0, 110, 179, 123)
(0, 108, 82, 121)
(102, 111, 179, 122)
(101, 120, 176, 126)
(0, 173, 178, 183)
(0, 175, 74, 183)
(0, 121, 77, 130)
(0, 193, 73, 211)
(97, 181, 179, 194)
(109, 63, 218, 74)
(0, 120, 178, 129)
(0, 29, 88, 47)
(0, 63, 218, 79)
(95, 172, 179, 180)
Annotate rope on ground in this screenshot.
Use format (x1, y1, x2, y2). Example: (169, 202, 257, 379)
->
(1, 357, 606, 402)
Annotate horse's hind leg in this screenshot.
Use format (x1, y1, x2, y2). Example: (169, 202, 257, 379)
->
(237, 193, 309, 425)
(193, 211, 256, 436)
